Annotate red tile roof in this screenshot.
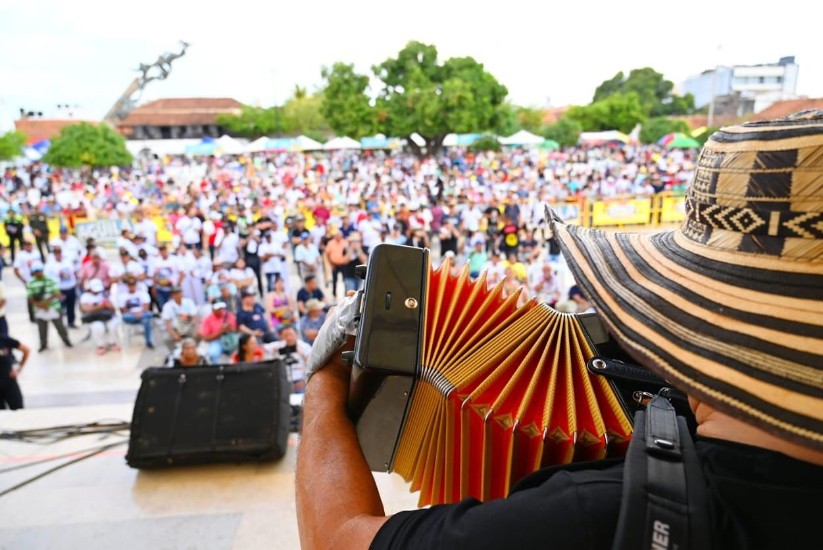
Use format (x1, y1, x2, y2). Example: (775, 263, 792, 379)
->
(14, 119, 96, 144)
(118, 97, 244, 128)
(751, 98, 823, 121)
(542, 106, 569, 125)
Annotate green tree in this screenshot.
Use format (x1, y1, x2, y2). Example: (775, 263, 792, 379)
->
(320, 63, 377, 139)
(565, 93, 646, 133)
(216, 106, 286, 138)
(540, 118, 582, 147)
(281, 90, 330, 142)
(493, 103, 520, 136)
(515, 106, 544, 133)
(593, 67, 694, 116)
(0, 130, 26, 161)
(639, 117, 691, 144)
(371, 42, 508, 156)
(43, 123, 132, 168)
(470, 134, 501, 152)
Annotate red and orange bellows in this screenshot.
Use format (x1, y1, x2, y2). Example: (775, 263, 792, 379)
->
(391, 260, 632, 506)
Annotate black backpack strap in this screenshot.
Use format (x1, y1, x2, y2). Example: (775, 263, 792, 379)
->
(611, 393, 712, 550)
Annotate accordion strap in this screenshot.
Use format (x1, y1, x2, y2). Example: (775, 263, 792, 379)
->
(611, 393, 712, 550)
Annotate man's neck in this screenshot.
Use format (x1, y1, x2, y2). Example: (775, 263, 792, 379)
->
(694, 403, 823, 467)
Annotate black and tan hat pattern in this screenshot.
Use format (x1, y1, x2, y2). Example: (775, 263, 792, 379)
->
(552, 110, 823, 450)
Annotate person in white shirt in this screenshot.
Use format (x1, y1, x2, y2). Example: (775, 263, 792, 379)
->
(176, 207, 203, 250)
(216, 225, 240, 265)
(530, 263, 562, 307)
(13, 240, 41, 322)
(115, 230, 139, 259)
(109, 249, 144, 296)
(161, 287, 199, 350)
(150, 244, 183, 310)
(258, 230, 288, 292)
(229, 257, 257, 297)
(267, 325, 312, 393)
(184, 247, 212, 306)
(118, 277, 154, 348)
(45, 244, 79, 328)
(79, 279, 119, 356)
(132, 210, 158, 246)
(49, 227, 83, 266)
(294, 231, 322, 279)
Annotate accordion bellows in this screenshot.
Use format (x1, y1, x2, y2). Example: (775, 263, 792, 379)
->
(392, 260, 633, 506)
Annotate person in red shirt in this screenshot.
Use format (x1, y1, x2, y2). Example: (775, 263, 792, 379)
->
(200, 301, 237, 364)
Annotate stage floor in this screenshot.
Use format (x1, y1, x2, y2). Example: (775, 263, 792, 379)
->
(0, 403, 419, 550)
(0, 270, 419, 549)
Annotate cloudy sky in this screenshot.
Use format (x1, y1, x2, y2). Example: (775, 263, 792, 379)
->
(1, 0, 821, 132)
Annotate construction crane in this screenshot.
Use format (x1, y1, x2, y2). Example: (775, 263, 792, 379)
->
(102, 41, 190, 126)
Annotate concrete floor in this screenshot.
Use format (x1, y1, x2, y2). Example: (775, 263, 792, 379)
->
(0, 271, 419, 550)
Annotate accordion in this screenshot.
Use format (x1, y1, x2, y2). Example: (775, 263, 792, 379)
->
(347, 244, 686, 507)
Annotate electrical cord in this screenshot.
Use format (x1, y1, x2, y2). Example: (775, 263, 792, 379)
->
(0, 419, 131, 498)
(0, 440, 127, 498)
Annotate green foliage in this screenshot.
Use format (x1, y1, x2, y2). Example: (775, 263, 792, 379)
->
(371, 41, 508, 155)
(470, 134, 501, 152)
(0, 130, 26, 160)
(540, 118, 582, 147)
(515, 106, 544, 133)
(320, 63, 377, 139)
(216, 106, 285, 138)
(493, 103, 519, 136)
(282, 91, 330, 141)
(43, 123, 132, 168)
(593, 68, 694, 117)
(639, 117, 691, 144)
(565, 93, 646, 133)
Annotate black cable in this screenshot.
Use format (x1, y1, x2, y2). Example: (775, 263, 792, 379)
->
(0, 440, 127, 498)
(0, 420, 131, 444)
(0, 437, 130, 475)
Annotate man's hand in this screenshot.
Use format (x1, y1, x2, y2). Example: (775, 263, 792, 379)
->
(9, 369, 19, 379)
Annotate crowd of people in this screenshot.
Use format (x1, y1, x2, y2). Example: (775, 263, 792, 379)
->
(0, 143, 697, 409)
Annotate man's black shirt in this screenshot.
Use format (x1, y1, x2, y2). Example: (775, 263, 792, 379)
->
(0, 336, 20, 378)
(371, 438, 823, 550)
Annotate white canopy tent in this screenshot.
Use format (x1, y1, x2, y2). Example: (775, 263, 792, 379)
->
(323, 136, 361, 150)
(216, 135, 247, 155)
(125, 139, 201, 157)
(294, 135, 324, 151)
(499, 130, 545, 146)
(247, 137, 269, 153)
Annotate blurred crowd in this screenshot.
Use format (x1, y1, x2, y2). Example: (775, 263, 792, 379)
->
(0, 144, 697, 395)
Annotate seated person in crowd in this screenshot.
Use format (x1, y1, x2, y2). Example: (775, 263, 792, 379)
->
(265, 276, 297, 334)
(79, 278, 119, 356)
(230, 258, 257, 296)
(207, 280, 238, 312)
(233, 333, 265, 363)
(199, 301, 237, 364)
(118, 277, 154, 348)
(269, 325, 311, 393)
(237, 290, 275, 343)
(161, 286, 198, 349)
(296, 275, 325, 316)
(300, 299, 327, 344)
(170, 338, 208, 368)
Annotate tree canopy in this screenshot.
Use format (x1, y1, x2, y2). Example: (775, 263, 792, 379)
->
(321, 41, 508, 156)
(593, 68, 694, 117)
(217, 86, 330, 140)
(0, 130, 26, 161)
(541, 118, 582, 147)
(43, 123, 132, 168)
(565, 92, 647, 134)
(639, 117, 691, 144)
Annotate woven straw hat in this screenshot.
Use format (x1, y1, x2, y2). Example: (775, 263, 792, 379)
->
(552, 110, 823, 450)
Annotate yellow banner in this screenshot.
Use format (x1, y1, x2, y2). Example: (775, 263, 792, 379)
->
(591, 199, 651, 226)
(660, 196, 687, 224)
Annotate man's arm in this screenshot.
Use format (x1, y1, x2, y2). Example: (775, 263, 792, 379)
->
(10, 342, 31, 379)
(296, 350, 388, 550)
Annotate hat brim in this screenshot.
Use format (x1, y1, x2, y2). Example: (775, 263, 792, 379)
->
(553, 221, 823, 450)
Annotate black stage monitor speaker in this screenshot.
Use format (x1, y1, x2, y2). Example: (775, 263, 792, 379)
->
(127, 360, 291, 469)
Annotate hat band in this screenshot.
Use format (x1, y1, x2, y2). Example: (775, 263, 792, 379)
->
(686, 197, 823, 240)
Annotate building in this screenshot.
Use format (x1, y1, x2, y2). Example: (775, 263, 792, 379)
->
(14, 118, 97, 144)
(681, 56, 799, 114)
(750, 98, 823, 121)
(116, 98, 244, 140)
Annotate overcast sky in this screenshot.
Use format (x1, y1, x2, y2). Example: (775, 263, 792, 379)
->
(2, 0, 821, 132)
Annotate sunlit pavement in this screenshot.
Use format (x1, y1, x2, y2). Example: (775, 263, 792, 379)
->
(0, 268, 418, 550)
